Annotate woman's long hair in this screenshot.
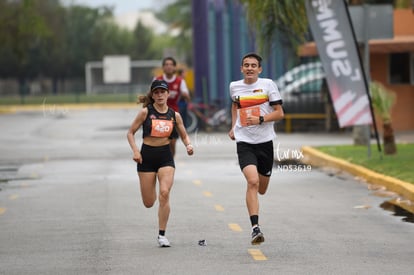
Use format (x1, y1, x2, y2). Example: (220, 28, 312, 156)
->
(138, 91, 154, 107)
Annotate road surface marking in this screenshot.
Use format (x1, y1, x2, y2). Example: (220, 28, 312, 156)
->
(203, 191, 212, 197)
(0, 208, 6, 215)
(248, 249, 267, 261)
(228, 223, 242, 232)
(214, 204, 224, 212)
(193, 180, 202, 186)
(9, 195, 18, 200)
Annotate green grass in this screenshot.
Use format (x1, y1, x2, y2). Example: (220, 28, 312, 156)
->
(317, 143, 414, 184)
(0, 93, 139, 105)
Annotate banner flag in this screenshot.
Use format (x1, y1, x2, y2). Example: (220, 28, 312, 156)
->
(305, 0, 373, 127)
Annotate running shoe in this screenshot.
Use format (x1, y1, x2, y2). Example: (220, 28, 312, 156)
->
(158, 235, 171, 247)
(251, 226, 264, 245)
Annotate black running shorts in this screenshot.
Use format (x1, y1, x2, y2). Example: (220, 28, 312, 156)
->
(236, 141, 274, 177)
(137, 144, 175, 172)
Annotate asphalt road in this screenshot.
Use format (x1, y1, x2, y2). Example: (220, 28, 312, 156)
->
(0, 108, 413, 275)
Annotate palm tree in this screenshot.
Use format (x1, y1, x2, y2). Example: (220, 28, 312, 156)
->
(237, 0, 308, 54)
(156, 0, 192, 65)
(369, 81, 397, 154)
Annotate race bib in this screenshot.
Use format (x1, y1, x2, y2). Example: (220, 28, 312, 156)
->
(239, 106, 260, 127)
(150, 119, 174, 137)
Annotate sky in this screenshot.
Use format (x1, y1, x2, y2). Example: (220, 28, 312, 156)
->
(65, 0, 173, 15)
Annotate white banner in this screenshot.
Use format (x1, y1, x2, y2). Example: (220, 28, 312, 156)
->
(305, 0, 373, 127)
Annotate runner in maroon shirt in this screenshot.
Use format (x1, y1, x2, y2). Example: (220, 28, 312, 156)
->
(155, 57, 191, 156)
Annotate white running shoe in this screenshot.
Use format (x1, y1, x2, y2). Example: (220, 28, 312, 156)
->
(158, 235, 171, 247)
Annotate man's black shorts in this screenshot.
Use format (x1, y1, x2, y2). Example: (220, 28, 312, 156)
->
(236, 140, 273, 177)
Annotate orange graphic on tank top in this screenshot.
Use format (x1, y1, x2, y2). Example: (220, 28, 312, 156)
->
(151, 119, 174, 137)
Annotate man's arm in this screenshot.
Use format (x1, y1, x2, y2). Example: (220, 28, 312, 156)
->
(180, 80, 191, 101)
(228, 102, 238, 140)
(262, 104, 284, 123)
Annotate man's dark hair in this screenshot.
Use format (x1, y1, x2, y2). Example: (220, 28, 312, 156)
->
(162, 56, 177, 66)
(241, 52, 262, 67)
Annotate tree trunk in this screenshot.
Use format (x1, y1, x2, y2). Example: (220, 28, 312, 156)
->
(353, 125, 370, 145)
(383, 123, 397, 155)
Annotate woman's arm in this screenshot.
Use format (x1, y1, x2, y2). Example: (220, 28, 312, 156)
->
(127, 108, 148, 163)
(175, 112, 194, 156)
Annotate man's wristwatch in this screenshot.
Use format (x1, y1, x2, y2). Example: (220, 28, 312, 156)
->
(259, 116, 264, 125)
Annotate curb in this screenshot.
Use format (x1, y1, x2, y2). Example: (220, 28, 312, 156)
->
(301, 146, 414, 202)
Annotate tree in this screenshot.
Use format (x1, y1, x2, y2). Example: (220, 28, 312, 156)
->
(44, 4, 136, 91)
(370, 82, 397, 154)
(131, 20, 158, 60)
(30, 0, 66, 93)
(156, 0, 192, 65)
(0, 0, 51, 95)
(237, 0, 309, 55)
(238, 0, 413, 54)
